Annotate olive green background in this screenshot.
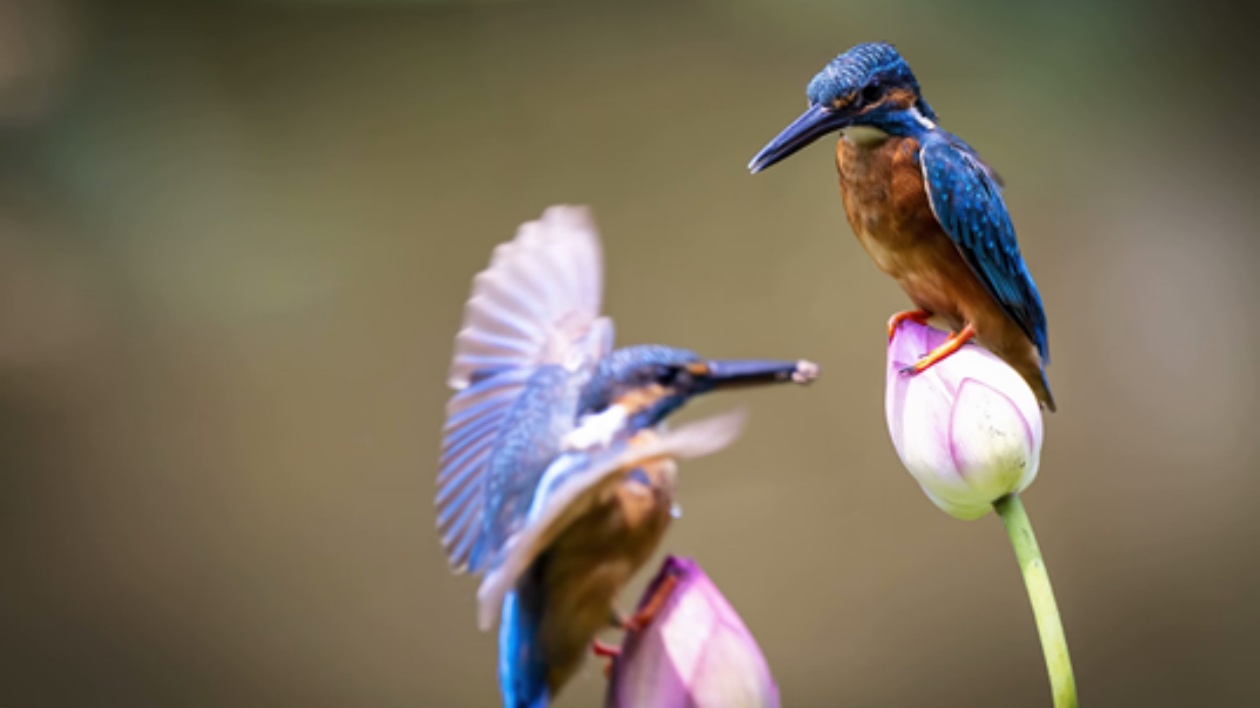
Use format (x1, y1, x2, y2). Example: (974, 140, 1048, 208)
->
(1, 0, 1257, 705)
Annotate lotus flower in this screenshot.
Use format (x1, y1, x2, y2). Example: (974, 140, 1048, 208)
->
(886, 320, 1044, 520)
(606, 556, 779, 708)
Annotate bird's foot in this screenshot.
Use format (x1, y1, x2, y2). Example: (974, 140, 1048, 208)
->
(887, 309, 932, 341)
(596, 571, 683, 678)
(621, 571, 682, 634)
(899, 324, 976, 375)
(592, 639, 621, 678)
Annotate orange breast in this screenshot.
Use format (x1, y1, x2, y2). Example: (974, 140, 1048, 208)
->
(834, 136, 1052, 406)
(537, 451, 675, 696)
(837, 136, 937, 270)
(836, 136, 990, 330)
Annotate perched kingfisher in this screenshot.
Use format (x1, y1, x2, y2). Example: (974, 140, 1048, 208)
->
(749, 42, 1055, 410)
(435, 206, 818, 707)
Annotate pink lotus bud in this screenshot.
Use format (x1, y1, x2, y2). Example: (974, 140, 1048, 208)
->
(606, 556, 779, 708)
(886, 321, 1044, 520)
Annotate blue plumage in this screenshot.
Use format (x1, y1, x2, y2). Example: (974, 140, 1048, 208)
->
(806, 42, 937, 123)
(476, 365, 584, 572)
(499, 588, 548, 708)
(749, 42, 1055, 409)
(577, 345, 701, 425)
(919, 133, 1050, 363)
(436, 207, 818, 707)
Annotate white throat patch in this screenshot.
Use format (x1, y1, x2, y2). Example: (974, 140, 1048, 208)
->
(841, 105, 937, 147)
(841, 125, 890, 146)
(561, 404, 630, 452)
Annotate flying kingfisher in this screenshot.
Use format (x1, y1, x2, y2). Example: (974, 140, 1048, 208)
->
(749, 42, 1055, 410)
(435, 206, 818, 707)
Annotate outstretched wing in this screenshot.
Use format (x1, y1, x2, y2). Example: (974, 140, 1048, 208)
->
(437, 206, 615, 574)
(448, 206, 611, 389)
(919, 133, 1049, 362)
(475, 409, 748, 631)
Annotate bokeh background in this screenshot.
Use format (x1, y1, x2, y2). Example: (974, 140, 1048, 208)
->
(1, 0, 1257, 705)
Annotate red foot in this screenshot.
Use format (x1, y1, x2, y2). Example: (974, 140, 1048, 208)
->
(592, 639, 621, 678)
(900, 323, 976, 375)
(887, 309, 932, 341)
(623, 573, 681, 634)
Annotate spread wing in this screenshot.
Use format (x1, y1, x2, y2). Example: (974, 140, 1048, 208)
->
(919, 133, 1049, 362)
(475, 409, 748, 631)
(437, 206, 615, 574)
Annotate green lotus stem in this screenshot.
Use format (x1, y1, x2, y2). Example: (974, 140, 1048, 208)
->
(994, 494, 1078, 708)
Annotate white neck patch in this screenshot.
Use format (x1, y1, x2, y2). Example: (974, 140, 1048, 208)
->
(841, 125, 890, 146)
(841, 104, 937, 147)
(560, 404, 630, 452)
(908, 105, 937, 130)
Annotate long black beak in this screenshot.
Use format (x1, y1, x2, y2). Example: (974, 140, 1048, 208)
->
(748, 104, 851, 173)
(696, 359, 820, 389)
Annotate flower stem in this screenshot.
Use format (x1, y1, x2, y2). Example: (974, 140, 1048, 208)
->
(994, 494, 1078, 708)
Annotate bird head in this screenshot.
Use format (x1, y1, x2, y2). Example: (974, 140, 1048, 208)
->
(748, 42, 938, 172)
(580, 345, 818, 431)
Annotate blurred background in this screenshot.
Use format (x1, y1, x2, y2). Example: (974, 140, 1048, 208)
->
(1, 0, 1257, 705)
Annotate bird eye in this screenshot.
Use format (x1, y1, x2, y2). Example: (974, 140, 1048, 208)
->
(859, 85, 881, 106)
(660, 366, 691, 388)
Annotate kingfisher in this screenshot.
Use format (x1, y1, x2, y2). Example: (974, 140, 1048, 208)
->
(435, 206, 818, 707)
(748, 42, 1055, 410)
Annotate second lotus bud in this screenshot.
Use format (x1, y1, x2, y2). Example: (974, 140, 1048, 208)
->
(606, 555, 779, 708)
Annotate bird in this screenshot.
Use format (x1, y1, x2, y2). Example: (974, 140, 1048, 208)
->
(435, 206, 819, 707)
(485, 411, 747, 708)
(748, 42, 1055, 411)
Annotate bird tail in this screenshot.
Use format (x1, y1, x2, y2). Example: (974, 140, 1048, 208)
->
(499, 587, 550, 708)
(1038, 369, 1057, 413)
(1022, 363, 1056, 413)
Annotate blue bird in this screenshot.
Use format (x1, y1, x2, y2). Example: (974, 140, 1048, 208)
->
(436, 206, 818, 707)
(749, 42, 1055, 410)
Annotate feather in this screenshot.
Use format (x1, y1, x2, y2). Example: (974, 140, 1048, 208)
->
(919, 133, 1050, 363)
(448, 206, 612, 389)
(475, 409, 748, 631)
(437, 207, 616, 574)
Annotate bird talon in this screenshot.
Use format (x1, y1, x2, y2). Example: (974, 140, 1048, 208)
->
(623, 571, 682, 634)
(887, 309, 932, 341)
(902, 324, 976, 374)
(592, 639, 621, 658)
(592, 639, 621, 679)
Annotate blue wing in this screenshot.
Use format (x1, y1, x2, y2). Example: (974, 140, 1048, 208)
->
(437, 367, 533, 572)
(919, 132, 1049, 363)
(476, 410, 748, 630)
(473, 366, 582, 572)
(436, 207, 614, 574)
(489, 410, 748, 708)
